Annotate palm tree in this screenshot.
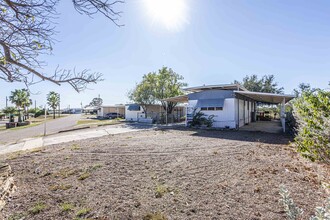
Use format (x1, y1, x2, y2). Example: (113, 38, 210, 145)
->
(9, 89, 32, 122)
(2, 107, 17, 115)
(47, 91, 60, 119)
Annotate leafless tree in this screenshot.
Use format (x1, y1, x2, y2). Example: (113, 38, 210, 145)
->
(0, 0, 124, 92)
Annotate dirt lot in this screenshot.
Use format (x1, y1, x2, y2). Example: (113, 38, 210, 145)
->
(1, 128, 329, 220)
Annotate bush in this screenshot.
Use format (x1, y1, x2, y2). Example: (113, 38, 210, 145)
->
(279, 185, 303, 220)
(189, 110, 214, 128)
(279, 186, 330, 220)
(28, 108, 47, 117)
(293, 89, 330, 163)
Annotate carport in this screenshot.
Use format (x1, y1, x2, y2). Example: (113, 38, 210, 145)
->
(234, 91, 295, 132)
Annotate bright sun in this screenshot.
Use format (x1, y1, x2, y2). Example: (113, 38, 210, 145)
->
(143, 0, 188, 31)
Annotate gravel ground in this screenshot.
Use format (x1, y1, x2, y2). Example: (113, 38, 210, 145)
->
(1, 128, 329, 220)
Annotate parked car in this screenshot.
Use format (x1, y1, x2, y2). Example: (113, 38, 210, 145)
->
(105, 112, 123, 119)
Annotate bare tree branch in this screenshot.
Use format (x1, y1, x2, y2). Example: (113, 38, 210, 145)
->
(0, 0, 123, 92)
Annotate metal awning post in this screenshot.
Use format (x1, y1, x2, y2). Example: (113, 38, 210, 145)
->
(281, 98, 286, 133)
(165, 101, 168, 125)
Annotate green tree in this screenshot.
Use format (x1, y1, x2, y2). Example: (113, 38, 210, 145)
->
(128, 73, 157, 116)
(154, 67, 188, 114)
(128, 67, 187, 117)
(293, 83, 313, 97)
(47, 91, 60, 119)
(9, 89, 32, 122)
(89, 97, 103, 107)
(235, 74, 284, 94)
(2, 106, 17, 115)
(234, 74, 262, 92)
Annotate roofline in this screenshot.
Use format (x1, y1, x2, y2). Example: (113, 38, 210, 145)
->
(234, 91, 296, 103)
(234, 90, 295, 98)
(100, 105, 125, 108)
(184, 83, 248, 92)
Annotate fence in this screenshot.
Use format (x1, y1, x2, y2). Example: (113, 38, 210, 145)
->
(137, 111, 185, 124)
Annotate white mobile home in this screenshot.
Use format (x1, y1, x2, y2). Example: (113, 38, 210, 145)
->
(163, 84, 295, 132)
(125, 104, 144, 121)
(97, 105, 125, 118)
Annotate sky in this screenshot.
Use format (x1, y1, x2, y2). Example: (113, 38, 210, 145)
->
(1, 0, 330, 108)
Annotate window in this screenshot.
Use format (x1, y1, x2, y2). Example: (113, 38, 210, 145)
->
(201, 107, 223, 111)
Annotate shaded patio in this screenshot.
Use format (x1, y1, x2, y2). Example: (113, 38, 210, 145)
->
(239, 120, 283, 134)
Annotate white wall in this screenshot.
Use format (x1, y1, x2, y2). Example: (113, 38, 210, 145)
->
(125, 106, 144, 121)
(238, 99, 245, 127)
(236, 99, 254, 127)
(188, 98, 236, 129)
(210, 98, 236, 128)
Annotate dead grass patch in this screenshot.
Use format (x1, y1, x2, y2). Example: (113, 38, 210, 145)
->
(49, 184, 72, 191)
(143, 212, 167, 220)
(29, 202, 47, 215)
(78, 172, 90, 181)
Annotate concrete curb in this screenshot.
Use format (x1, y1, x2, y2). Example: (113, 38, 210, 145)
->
(58, 126, 91, 133)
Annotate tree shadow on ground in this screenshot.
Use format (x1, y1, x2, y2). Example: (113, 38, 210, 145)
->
(121, 122, 292, 145)
(158, 126, 293, 145)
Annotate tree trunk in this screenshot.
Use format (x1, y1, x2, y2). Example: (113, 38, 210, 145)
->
(142, 106, 148, 118)
(53, 108, 56, 119)
(18, 109, 22, 122)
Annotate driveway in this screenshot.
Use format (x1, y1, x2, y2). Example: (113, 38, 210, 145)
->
(0, 114, 81, 144)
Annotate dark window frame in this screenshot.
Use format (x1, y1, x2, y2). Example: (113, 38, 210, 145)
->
(200, 107, 223, 111)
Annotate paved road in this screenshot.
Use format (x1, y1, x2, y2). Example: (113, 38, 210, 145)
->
(0, 114, 81, 144)
(0, 123, 156, 155)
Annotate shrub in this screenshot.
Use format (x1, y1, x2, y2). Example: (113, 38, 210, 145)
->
(310, 197, 330, 220)
(279, 186, 330, 220)
(279, 185, 303, 220)
(190, 110, 214, 128)
(293, 89, 330, 163)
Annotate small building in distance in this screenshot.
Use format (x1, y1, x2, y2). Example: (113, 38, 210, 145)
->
(125, 104, 185, 123)
(97, 105, 125, 118)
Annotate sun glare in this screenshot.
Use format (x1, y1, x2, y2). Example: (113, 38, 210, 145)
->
(143, 0, 189, 31)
